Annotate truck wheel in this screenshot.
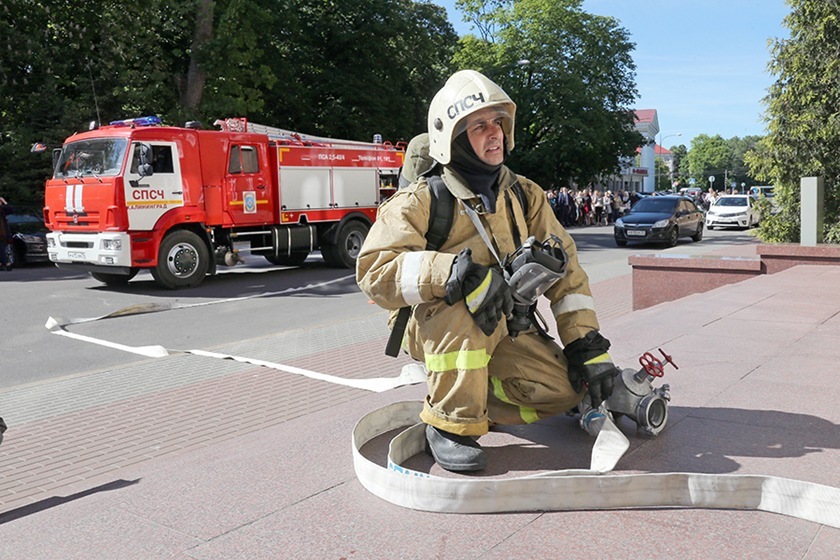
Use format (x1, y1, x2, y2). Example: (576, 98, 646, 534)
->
(264, 252, 309, 266)
(91, 269, 139, 286)
(151, 230, 209, 289)
(322, 221, 369, 269)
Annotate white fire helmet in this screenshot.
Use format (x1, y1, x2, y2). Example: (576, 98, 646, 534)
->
(427, 70, 516, 164)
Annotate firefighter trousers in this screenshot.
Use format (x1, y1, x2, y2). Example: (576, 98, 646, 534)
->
(406, 299, 585, 437)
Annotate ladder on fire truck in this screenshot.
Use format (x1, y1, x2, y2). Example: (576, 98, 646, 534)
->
(215, 117, 393, 150)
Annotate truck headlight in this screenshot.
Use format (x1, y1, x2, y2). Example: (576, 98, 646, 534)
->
(47, 237, 56, 248)
(102, 239, 122, 251)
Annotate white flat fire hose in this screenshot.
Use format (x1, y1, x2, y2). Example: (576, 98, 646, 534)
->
(45, 299, 840, 528)
(352, 401, 840, 527)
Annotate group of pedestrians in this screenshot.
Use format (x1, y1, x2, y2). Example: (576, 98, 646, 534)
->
(546, 187, 640, 228)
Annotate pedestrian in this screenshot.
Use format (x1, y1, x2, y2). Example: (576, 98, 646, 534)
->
(610, 190, 621, 222)
(356, 70, 617, 472)
(556, 187, 572, 227)
(593, 190, 605, 226)
(581, 188, 593, 226)
(604, 190, 615, 224)
(574, 190, 584, 226)
(704, 188, 718, 210)
(0, 197, 13, 271)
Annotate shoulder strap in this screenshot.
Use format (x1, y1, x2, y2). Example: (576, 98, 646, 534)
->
(511, 180, 529, 217)
(386, 174, 453, 358)
(504, 180, 529, 248)
(425, 174, 455, 251)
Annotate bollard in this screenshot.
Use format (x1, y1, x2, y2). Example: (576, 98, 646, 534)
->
(800, 176, 824, 246)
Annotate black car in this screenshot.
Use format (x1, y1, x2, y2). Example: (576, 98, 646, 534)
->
(614, 195, 704, 247)
(5, 208, 49, 267)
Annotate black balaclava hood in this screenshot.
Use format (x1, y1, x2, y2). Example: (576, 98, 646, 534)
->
(449, 132, 504, 213)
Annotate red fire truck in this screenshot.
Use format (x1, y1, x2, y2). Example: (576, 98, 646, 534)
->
(43, 116, 404, 289)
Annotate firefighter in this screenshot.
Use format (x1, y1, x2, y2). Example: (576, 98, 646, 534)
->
(356, 70, 616, 472)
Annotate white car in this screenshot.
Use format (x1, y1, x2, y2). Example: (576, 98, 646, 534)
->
(705, 195, 760, 229)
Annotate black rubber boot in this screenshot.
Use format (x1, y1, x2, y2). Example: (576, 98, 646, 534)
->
(424, 424, 487, 472)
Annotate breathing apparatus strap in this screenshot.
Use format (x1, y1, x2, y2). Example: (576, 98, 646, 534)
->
(385, 175, 455, 357)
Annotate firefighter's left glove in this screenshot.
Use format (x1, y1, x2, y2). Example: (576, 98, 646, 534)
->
(564, 330, 617, 408)
(445, 248, 513, 336)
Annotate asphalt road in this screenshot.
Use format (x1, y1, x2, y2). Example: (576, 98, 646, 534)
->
(0, 225, 756, 389)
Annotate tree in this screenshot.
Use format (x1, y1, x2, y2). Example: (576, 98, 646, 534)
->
(654, 158, 672, 191)
(686, 134, 731, 189)
(0, 0, 211, 202)
(251, 0, 457, 142)
(453, 0, 644, 189)
(726, 135, 761, 191)
(670, 144, 689, 188)
(745, 0, 840, 243)
(0, 0, 458, 204)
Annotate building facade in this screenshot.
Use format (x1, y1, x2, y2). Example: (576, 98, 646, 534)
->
(600, 109, 661, 194)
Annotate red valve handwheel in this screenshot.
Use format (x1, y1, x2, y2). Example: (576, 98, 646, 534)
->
(639, 352, 665, 377)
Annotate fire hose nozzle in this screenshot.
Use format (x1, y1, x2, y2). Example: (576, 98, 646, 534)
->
(503, 235, 568, 337)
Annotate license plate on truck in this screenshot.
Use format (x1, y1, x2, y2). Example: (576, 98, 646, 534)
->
(68, 251, 85, 259)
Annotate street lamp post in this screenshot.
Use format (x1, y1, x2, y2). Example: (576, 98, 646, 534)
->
(656, 132, 682, 191)
(517, 59, 532, 88)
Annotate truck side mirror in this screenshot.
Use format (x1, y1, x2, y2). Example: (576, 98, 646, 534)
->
(52, 148, 62, 173)
(138, 143, 154, 177)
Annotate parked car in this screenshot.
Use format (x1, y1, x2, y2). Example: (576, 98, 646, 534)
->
(679, 187, 704, 205)
(614, 195, 704, 247)
(5, 208, 49, 267)
(705, 195, 760, 229)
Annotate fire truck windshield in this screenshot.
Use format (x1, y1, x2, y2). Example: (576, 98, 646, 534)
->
(54, 138, 129, 179)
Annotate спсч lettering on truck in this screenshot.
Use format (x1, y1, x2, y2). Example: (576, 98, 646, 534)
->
(42, 117, 404, 289)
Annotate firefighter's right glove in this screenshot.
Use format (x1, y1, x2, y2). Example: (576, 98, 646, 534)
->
(563, 330, 617, 408)
(444, 248, 513, 336)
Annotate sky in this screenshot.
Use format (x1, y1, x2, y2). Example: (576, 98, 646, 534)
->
(435, 0, 791, 148)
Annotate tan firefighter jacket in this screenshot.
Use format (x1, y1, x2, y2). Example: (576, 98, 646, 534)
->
(356, 165, 600, 346)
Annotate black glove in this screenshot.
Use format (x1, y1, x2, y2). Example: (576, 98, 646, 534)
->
(445, 248, 513, 336)
(563, 331, 617, 408)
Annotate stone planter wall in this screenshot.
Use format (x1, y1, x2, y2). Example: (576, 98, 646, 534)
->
(629, 243, 840, 309)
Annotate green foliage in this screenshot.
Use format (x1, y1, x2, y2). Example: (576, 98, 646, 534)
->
(0, 0, 457, 205)
(745, 0, 840, 242)
(654, 158, 671, 191)
(453, 0, 643, 189)
(687, 134, 730, 185)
